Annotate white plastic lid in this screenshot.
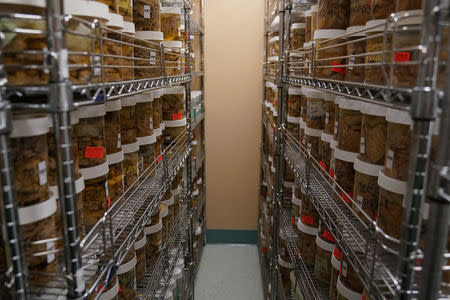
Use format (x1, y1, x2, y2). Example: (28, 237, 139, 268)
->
(268, 56, 279, 62)
(161, 6, 182, 14)
(278, 256, 294, 269)
(18, 192, 57, 225)
(291, 23, 306, 29)
(122, 21, 135, 34)
(77, 104, 106, 118)
(303, 41, 312, 48)
(354, 157, 383, 177)
(337, 276, 362, 300)
(161, 122, 165, 131)
(193, 189, 199, 196)
(121, 96, 136, 107)
(74, 176, 85, 194)
(365, 19, 387, 34)
(98, 278, 119, 300)
(324, 93, 336, 102)
(145, 219, 163, 234)
(314, 29, 346, 40)
(331, 248, 342, 270)
(134, 93, 153, 104)
(297, 219, 319, 235)
(394, 10, 423, 26)
(80, 161, 109, 180)
(288, 87, 302, 95)
(305, 126, 322, 137)
(386, 108, 412, 126)
(137, 134, 157, 146)
(122, 141, 139, 154)
(165, 118, 187, 127)
(265, 81, 277, 89)
(160, 205, 168, 218)
(117, 253, 137, 275)
(361, 102, 387, 117)
(300, 118, 306, 129)
(162, 40, 183, 48)
(311, 4, 318, 12)
(172, 267, 182, 280)
(136, 31, 164, 41)
(338, 98, 363, 111)
(321, 132, 332, 143)
(315, 235, 335, 252)
(105, 99, 122, 112)
(134, 234, 147, 250)
(154, 127, 162, 137)
(11, 115, 50, 138)
(172, 184, 182, 196)
(378, 170, 408, 195)
(287, 116, 300, 123)
(162, 196, 175, 206)
(305, 10, 312, 17)
(107, 13, 124, 29)
(305, 88, 325, 99)
(346, 26, 366, 37)
(64, 0, 109, 23)
(0, 0, 45, 8)
(334, 147, 358, 163)
(107, 150, 124, 165)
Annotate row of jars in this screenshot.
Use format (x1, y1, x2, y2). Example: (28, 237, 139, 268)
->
(1, 0, 184, 87)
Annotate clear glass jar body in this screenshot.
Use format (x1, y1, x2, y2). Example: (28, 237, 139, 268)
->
(161, 12, 181, 41)
(76, 115, 107, 168)
(134, 0, 161, 31)
(318, 0, 350, 29)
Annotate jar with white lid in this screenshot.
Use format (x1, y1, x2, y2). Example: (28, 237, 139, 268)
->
(305, 88, 325, 130)
(105, 13, 124, 83)
(330, 247, 343, 300)
(314, 29, 347, 80)
(120, 96, 137, 145)
(364, 19, 392, 85)
(299, 190, 320, 228)
(117, 0, 131, 21)
(162, 190, 175, 229)
(384, 108, 412, 181)
(377, 170, 407, 250)
(305, 126, 322, 160)
(337, 98, 362, 153)
(145, 218, 162, 265)
(105, 100, 123, 156)
(135, 31, 164, 79)
(320, 131, 333, 172)
(349, 0, 371, 27)
(290, 23, 306, 50)
(134, 0, 161, 31)
(98, 275, 119, 300)
(297, 218, 318, 265)
(323, 92, 336, 135)
(288, 87, 302, 119)
(138, 133, 156, 177)
(116, 248, 137, 299)
(317, 0, 350, 30)
(336, 275, 363, 300)
(314, 230, 335, 283)
(353, 157, 383, 221)
(122, 141, 139, 190)
(305, 10, 312, 43)
(278, 255, 294, 294)
(96, 0, 117, 12)
(345, 26, 366, 83)
(122, 21, 135, 81)
(359, 102, 387, 165)
(135, 92, 155, 138)
(107, 149, 124, 205)
(269, 35, 280, 57)
(164, 119, 187, 149)
(134, 230, 147, 281)
(331, 147, 358, 205)
(338, 258, 364, 297)
(162, 86, 185, 122)
(161, 7, 182, 41)
(162, 41, 184, 75)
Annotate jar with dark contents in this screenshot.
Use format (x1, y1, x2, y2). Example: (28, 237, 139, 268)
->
(338, 258, 364, 297)
(305, 10, 312, 43)
(160, 7, 182, 41)
(323, 93, 336, 135)
(118, 0, 132, 21)
(314, 29, 347, 80)
(105, 100, 123, 156)
(364, 19, 392, 85)
(105, 14, 124, 83)
(359, 103, 387, 165)
(371, 0, 395, 19)
(290, 23, 306, 50)
(318, 0, 350, 30)
(337, 98, 362, 153)
(162, 86, 185, 122)
(297, 219, 319, 265)
(134, 230, 147, 281)
(345, 26, 366, 83)
(134, 31, 164, 79)
(116, 249, 137, 300)
(135, 92, 154, 138)
(349, 0, 371, 26)
(396, 0, 422, 11)
(133, 0, 161, 32)
(320, 132, 333, 171)
(145, 219, 162, 266)
(330, 247, 343, 300)
(305, 127, 322, 161)
(120, 96, 137, 145)
(107, 151, 124, 205)
(121, 22, 135, 81)
(331, 147, 358, 205)
(314, 232, 335, 283)
(305, 88, 325, 130)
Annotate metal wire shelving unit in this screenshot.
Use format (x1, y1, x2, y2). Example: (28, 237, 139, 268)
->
(260, 0, 450, 300)
(0, 0, 205, 299)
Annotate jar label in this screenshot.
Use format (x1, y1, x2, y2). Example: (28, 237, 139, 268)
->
(307, 143, 312, 154)
(173, 112, 183, 120)
(331, 61, 346, 74)
(117, 133, 121, 149)
(386, 149, 394, 170)
(348, 56, 355, 70)
(38, 160, 47, 186)
(144, 5, 151, 19)
(319, 161, 326, 170)
(333, 248, 342, 260)
(85, 147, 104, 159)
(46, 242, 56, 264)
(93, 55, 101, 76)
(323, 230, 335, 243)
(341, 192, 353, 204)
(360, 137, 365, 154)
(105, 180, 109, 198)
(150, 51, 157, 65)
(356, 195, 363, 208)
(325, 112, 329, 124)
(334, 121, 339, 135)
(149, 117, 153, 129)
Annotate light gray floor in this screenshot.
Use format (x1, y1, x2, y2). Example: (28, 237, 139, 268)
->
(195, 245, 264, 300)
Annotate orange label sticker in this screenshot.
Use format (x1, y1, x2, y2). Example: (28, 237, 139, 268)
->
(331, 61, 346, 74)
(291, 216, 296, 225)
(341, 192, 353, 204)
(329, 169, 335, 179)
(333, 248, 343, 260)
(301, 214, 314, 225)
(172, 112, 183, 120)
(157, 155, 163, 163)
(85, 147, 104, 159)
(319, 161, 326, 170)
(394, 52, 411, 62)
(262, 247, 267, 253)
(323, 230, 336, 242)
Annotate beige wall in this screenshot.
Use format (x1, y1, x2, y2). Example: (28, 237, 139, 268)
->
(204, 0, 264, 230)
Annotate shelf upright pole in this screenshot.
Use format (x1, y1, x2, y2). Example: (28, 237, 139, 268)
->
(420, 2, 450, 299)
(45, 0, 84, 297)
(183, 2, 195, 299)
(0, 46, 28, 298)
(397, 0, 442, 298)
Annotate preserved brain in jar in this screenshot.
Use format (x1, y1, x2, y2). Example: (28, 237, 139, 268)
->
(371, 0, 395, 19)
(105, 100, 122, 155)
(359, 103, 387, 165)
(290, 23, 306, 50)
(345, 26, 366, 83)
(314, 234, 335, 283)
(332, 148, 358, 203)
(314, 30, 347, 80)
(337, 98, 362, 153)
(134, 31, 164, 79)
(134, 0, 161, 32)
(349, 0, 370, 26)
(121, 97, 137, 145)
(160, 7, 181, 41)
(365, 20, 392, 85)
(318, 0, 350, 30)
(162, 86, 185, 121)
(297, 220, 318, 265)
(300, 193, 319, 228)
(339, 258, 364, 294)
(107, 156, 124, 205)
(305, 127, 322, 161)
(320, 133, 333, 171)
(353, 158, 382, 221)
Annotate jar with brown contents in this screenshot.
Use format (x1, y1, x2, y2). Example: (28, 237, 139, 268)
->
(134, 31, 164, 79)
(98, 275, 120, 300)
(332, 147, 358, 204)
(160, 204, 169, 245)
(135, 92, 154, 138)
(162, 191, 175, 230)
(305, 88, 326, 130)
(288, 87, 302, 119)
(314, 233, 335, 283)
(80, 161, 109, 231)
(164, 123, 186, 152)
(145, 219, 162, 266)
(371, 0, 395, 19)
(122, 141, 139, 190)
(305, 10, 312, 43)
(105, 14, 124, 83)
(311, 5, 319, 41)
(290, 23, 306, 50)
(384, 108, 412, 181)
(330, 247, 343, 300)
(137, 135, 156, 176)
(96, 0, 117, 12)
(160, 7, 181, 41)
(337, 98, 362, 153)
(286, 121, 300, 139)
(292, 189, 302, 229)
(377, 170, 407, 251)
(353, 157, 383, 221)
(289, 52, 305, 76)
(278, 256, 294, 293)
(318, 0, 350, 30)
(345, 26, 366, 82)
(116, 249, 137, 300)
(117, 0, 132, 21)
(322, 93, 335, 135)
(305, 126, 323, 161)
(162, 41, 183, 75)
(359, 103, 387, 165)
(162, 86, 185, 121)
(122, 22, 135, 81)
(134, 0, 160, 32)
(120, 96, 137, 145)
(107, 151, 124, 205)
(349, 0, 371, 26)
(300, 190, 320, 229)
(364, 19, 392, 85)
(134, 231, 147, 281)
(314, 30, 347, 80)
(320, 132, 333, 171)
(76, 104, 107, 169)
(105, 100, 123, 155)
(396, 0, 422, 11)
(297, 219, 319, 265)
(338, 259, 364, 298)
(10, 115, 50, 207)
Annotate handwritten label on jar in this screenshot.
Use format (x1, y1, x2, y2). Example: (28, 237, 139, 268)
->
(325, 112, 329, 124)
(144, 5, 151, 19)
(348, 56, 355, 70)
(150, 51, 157, 65)
(386, 149, 394, 170)
(85, 147, 104, 159)
(360, 137, 365, 154)
(38, 161, 47, 186)
(356, 195, 363, 208)
(117, 133, 121, 149)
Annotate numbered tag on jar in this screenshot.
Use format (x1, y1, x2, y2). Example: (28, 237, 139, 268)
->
(386, 149, 394, 170)
(360, 137, 365, 154)
(117, 133, 121, 149)
(178, 60, 181, 70)
(348, 56, 355, 70)
(150, 51, 157, 65)
(341, 261, 348, 277)
(325, 112, 330, 124)
(38, 161, 47, 186)
(356, 195, 363, 208)
(144, 5, 151, 19)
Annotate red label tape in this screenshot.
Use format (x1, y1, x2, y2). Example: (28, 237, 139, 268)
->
(85, 147, 104, 159)
(331, 61, 346, 74)
(301, 214, 314, 225)
(172, 112, 183, 120)
(319, 161, 326, 170)
(341, 192, 353, 204)
(323, 230, 336, 243)
(157, 155, 163, 163)
(333, 248, 343, 260)
(394, 52, 411, 62)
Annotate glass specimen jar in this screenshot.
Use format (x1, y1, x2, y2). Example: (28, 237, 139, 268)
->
(297, 219, 319, 265)
(145, 219, 162, 265)
(134, 31, 164, 79)
(116, 249, 137, 300)
(162, 40, 183, 76)
(117, 0, 132, 21)
(371, 0, 395, 19)
(288, 87, 302, 120)
(160, 6, 182, 41)
(314, 233, 335, 283)
(314, 29, 347, 80)
(135, 92, 154, 138)
(121, 21, 135, 81)
(305, 126, 322, 161)
(305, 88, 325, 130)
(364, 19, 392, 85)
(162, 86, 185, 122)
(106, 150, 124, 205)
(134, 0, 161, 31)
(134, 230, 147, 281)
(290, 23, 306, 50)
(120, 96, 137, 145)
(122, 141, 139, 190)
(349, 0, 371, 26)
(105, 99, 123, 155)
(359, 102, 387, 165)
(318, 0, 350, 29)
(337, 98, 362, 153)
(324, 92, 336, 135)
(345, 26, 366, 83)
(305, 9, 312, 43)
(105, 13, 124, 83)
